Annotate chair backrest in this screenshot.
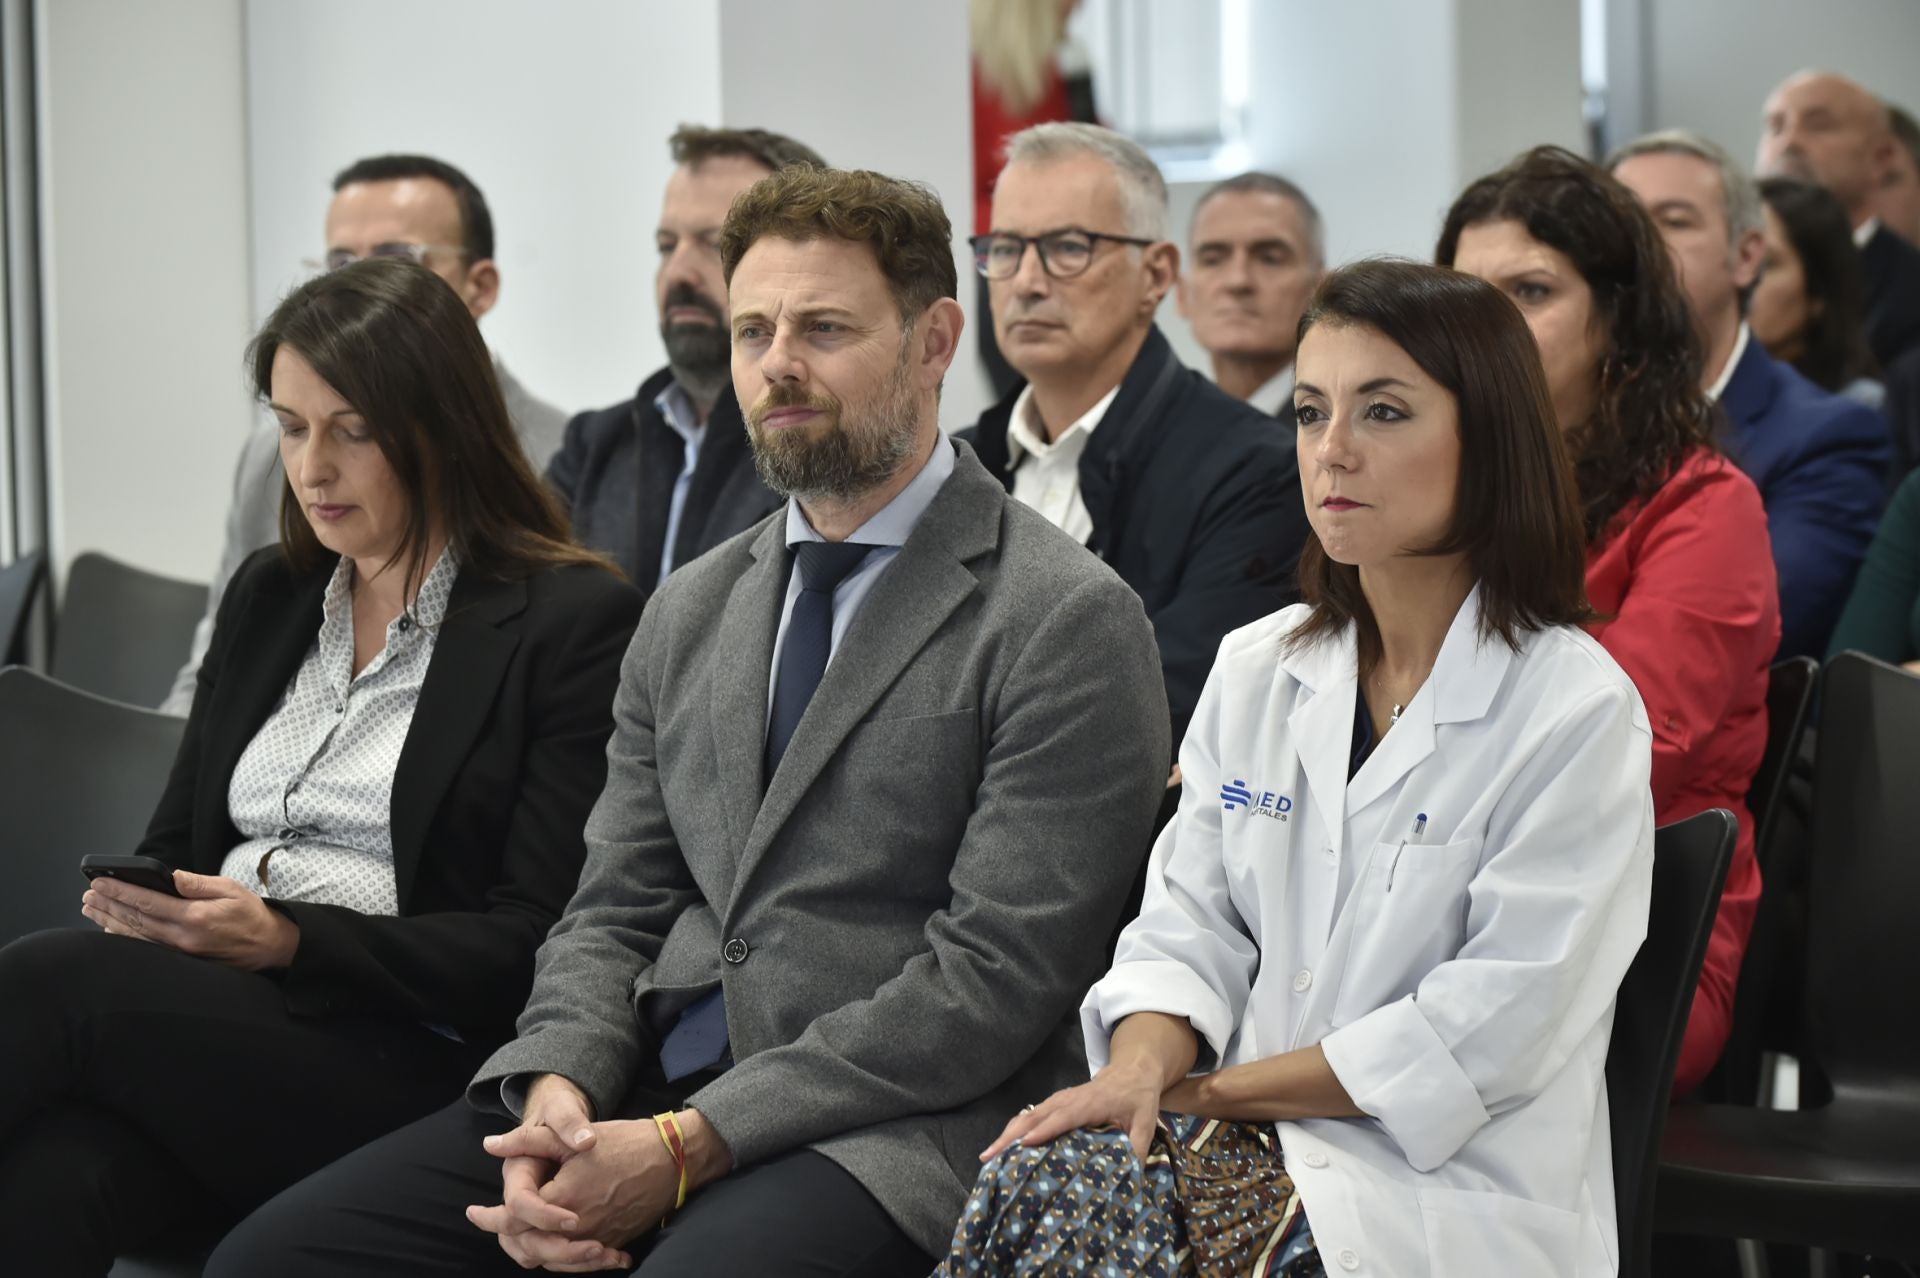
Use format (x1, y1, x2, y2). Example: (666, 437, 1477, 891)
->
(1804, 652, 1920, 1098)
(0, 666, 187, 946)
(0, 551, 46, 664)
(51, 551, 209, 708)
(1747, 656, 1818, 873)
(1607, 808, 1736, 1278)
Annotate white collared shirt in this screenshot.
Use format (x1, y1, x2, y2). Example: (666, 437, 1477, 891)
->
(1248, 363, 1297, 419)
(221, 548, 460, 914)
(1006, 384, 1121, 545)
(1704, 321, 1751, 405)
(1855, 215, 1882, 249)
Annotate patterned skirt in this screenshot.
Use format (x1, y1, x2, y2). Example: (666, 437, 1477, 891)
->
(933, 1113, 1323, 1277)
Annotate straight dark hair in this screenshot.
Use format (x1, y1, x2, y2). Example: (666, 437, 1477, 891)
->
(332, 154, 493, 263)
(1286, 260, 1595, 669)
(249, 257, 614, 604)
(1757, 176, 1880, 392)
(1437, 145, 1714, 544)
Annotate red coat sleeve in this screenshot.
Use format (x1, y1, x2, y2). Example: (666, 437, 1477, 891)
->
(1587, 461, 1779, 811)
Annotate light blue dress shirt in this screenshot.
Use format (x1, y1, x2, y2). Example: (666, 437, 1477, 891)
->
(655, 382, 706, 588)
(766, 436, 956, 719)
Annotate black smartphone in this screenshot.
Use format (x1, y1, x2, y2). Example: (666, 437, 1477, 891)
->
(80, 854, 182, 897)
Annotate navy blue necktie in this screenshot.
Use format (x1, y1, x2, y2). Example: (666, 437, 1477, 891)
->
(657, 541, 873, 1082)
(765, 540, 873, 779)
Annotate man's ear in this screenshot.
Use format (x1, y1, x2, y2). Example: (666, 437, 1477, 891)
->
(461, 258, 502, 321)
(1730, 227, 1767, 292)
(1142, 241, 1180, 316)
(915, 297, 967, 390)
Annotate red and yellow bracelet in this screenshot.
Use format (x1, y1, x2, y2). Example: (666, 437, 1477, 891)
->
(652, 1111, 690, 1226)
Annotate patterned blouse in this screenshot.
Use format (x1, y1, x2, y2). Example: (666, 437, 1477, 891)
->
(219, 549, 459, 915)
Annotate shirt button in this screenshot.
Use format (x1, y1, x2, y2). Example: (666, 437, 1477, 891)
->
(1303, 1150, 1328, 1169)
(1338, 1248, 1361, 1271)
(334, 703, 345, 715)
(1324, 846, 1336, 862)
(279, 828, 296, 840)
(722, 938, 750, 965)
(398, 617, 412, 632)
(1293, 968, 1313, 993)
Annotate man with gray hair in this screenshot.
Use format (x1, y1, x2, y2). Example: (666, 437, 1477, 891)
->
(1177, 171, 1325, 422)
(959, 122, 1308, 755)
(1613, 128, 1888, 659)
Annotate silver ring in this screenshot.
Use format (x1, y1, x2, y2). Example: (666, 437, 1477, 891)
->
(1020, 1104, 1037, 1115)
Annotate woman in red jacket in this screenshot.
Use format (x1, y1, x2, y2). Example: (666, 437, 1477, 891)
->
(1439, 145, 1780, 1094)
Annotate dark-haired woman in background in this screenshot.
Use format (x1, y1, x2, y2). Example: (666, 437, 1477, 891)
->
(0, 258, 640, 1274)
(1440, 145, 1779, 1096)
(1751, 176, 1884, 409)
(941, 260, 1654, 1276)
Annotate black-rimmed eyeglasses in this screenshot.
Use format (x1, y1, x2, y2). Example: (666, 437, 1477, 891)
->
(969, 229, 1155, 280)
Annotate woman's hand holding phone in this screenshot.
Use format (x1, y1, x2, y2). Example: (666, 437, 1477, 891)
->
(81, 869, 300, 970)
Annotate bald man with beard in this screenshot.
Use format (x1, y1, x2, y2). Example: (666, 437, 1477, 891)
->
(1760, 70, 1920, 368)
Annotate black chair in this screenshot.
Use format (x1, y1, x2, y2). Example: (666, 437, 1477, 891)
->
(1655, 653, 1920, 1261)
(51, 551, 208, 709)
(0, 550, 46, 664)
(1746, 656, 1819, 871)
(1607, 808, 1737, 1278)
(1702, 655, 1822, 1108)
(0, 667, 185, 946)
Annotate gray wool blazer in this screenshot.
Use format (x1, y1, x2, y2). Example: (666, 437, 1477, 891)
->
(469, 439, 1171, 1253)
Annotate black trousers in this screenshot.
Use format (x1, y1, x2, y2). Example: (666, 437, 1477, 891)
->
(0, 927, 488, 1276)
(208, 1091, 936, 1277)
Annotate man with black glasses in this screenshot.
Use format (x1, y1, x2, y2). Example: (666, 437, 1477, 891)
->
(163, 153, 566, 715)
(959, 123, 1307, 752)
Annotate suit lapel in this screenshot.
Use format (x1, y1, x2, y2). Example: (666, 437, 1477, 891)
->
(708, 519, 789, 862)
(388, 573, 527, 907)
(728, 450, 1000, 907)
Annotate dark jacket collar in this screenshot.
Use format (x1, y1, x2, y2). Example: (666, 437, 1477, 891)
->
(1719, 327, 1777, 430)
(966, 324, 1179, 481)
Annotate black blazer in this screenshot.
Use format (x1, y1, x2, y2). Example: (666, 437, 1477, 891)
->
(1862, 223, 1920, 371)
(545, 368, 781, 597)
(137, 547, 641, 1042)
(959, 325, 1309, 746)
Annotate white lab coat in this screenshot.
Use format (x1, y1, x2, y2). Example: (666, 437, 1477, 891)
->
(1084, 589, 1654, 1277)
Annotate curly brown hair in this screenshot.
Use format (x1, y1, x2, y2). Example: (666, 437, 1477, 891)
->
(718, 167, 958, 327)
(1436, 145, 1714, 543)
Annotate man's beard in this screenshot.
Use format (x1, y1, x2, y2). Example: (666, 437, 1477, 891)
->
(660, 284, 730, 402)
(746, 344, 922, 504)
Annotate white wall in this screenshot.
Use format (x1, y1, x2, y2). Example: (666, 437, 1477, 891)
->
(716, 0, 988, 430)
(37, 0, 255, 583)
(245, 0, 723, 419)
(1156, 0, 1583, 378)
(1639, 0, 1920, 163)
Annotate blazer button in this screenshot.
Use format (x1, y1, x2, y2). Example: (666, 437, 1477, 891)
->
(1293, 968, 1313, 993)
(722, 938, 750, 965)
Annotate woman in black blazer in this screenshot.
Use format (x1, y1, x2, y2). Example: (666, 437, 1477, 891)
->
(0, 258, 641, 1274)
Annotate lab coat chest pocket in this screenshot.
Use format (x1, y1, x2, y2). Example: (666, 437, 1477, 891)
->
(1333, 837, 1480, 1021)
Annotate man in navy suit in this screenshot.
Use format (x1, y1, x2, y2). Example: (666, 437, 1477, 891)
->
(1614, 129, 1889, 660)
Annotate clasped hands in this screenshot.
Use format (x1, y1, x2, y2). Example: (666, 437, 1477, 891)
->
(81, 870, 299, 970)
(467, 1074, 731, 1273)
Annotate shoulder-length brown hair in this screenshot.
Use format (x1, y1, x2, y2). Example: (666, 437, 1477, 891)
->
(1287, 259, 1594, 666)
(248, 257, 613, 599)
(1435, 144, 1714, 544)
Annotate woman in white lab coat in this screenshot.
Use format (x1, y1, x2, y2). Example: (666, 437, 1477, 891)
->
(934, 259, 1655, 1278)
